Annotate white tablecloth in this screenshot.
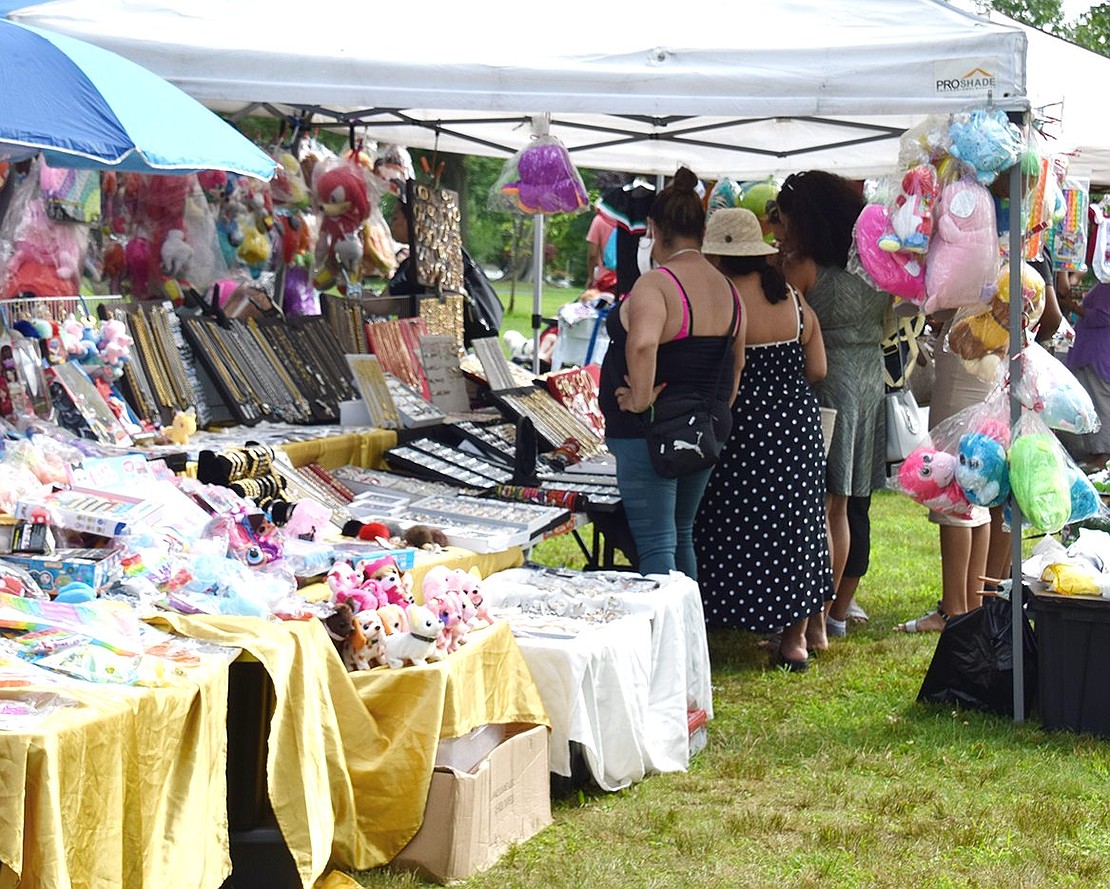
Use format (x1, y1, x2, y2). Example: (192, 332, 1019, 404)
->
(480, 570, 713, 791)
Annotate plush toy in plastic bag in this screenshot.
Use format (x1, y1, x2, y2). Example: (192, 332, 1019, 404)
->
(738, 179, 780, 243)
(1066, 462, 1104, 526)
(947, 106, 1024, 186)
(1009, 410, 1072, 534)
(879, 164, 939, 254)
(492, 135, 589, 215)
(956, 420, 1011, 509)
(946, 260, 1045, 383)
(707, 177, 743, 216)
(922, 177, 998, 313)
(895, 445, 975, 517)
(896, 115, 951, 170)
(852, 203, 926, 302)
(312, 158, 371, 291)
(1011, 340, 1099, 433)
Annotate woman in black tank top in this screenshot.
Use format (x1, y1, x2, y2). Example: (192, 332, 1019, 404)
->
(598, 167, 745, 578)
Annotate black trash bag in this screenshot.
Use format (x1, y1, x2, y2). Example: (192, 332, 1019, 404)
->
(917, 593, 1038, 717)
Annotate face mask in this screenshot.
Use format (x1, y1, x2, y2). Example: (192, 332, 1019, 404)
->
(637, 235, 654, 275)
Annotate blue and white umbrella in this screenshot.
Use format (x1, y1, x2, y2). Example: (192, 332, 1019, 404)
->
(0, 19, 275, 179)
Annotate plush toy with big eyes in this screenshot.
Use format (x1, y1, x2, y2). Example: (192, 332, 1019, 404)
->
(501, 139, 589, 215)
(955, 431, 1010, 508)
(897, 445, 974, 517)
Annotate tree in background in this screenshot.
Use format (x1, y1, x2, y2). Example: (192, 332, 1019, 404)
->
(984, 0, 1110, 55)
(1071, 3, 1110, 54)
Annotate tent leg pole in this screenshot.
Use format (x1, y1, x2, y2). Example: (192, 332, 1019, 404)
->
(1007, 144, 1026, 724)
(532, 214, 545, 375)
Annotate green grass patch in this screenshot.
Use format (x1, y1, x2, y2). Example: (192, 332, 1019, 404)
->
(350, 490, 1110, 888)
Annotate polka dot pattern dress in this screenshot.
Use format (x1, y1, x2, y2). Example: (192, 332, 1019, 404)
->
(695, 306, 833, 632)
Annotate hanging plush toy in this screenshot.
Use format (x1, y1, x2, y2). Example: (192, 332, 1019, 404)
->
(896, 445, 974, 518)
(947, 261, 1045, 383)
(853, 203, 926, 302)
(312, 159, 371, 292)
(922, 177, 998, 313)
(955, 429, 1010, 508)
(494, 135, 589, 215)
(947, 106, 1024, 186)
(1009, 429, 1071, 534)
(1067, 463, 1103, 525)
(878, 164, 939, 254)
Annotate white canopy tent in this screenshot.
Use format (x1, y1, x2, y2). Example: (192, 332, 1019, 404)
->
(8, 0, 1044, 720)
(8, 0, 1031, 180)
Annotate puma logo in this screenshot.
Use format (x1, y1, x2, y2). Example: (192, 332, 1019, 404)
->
(673, 432, 704, 458)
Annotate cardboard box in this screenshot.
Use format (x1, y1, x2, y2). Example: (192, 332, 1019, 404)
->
(392, 723, 552, 884)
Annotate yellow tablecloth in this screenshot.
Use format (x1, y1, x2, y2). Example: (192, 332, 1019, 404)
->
(0, 660, 231, 889)
(155, 615, 547, 889)
(279, 428, 397, 470)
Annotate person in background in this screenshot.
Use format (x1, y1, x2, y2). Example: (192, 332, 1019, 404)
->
(599, 167, 745, 579)
(585, 206, 617, 292)
(695, 208, 831, 671)
(773, 171, 891, 648)
(1060, 281, 1110, 471)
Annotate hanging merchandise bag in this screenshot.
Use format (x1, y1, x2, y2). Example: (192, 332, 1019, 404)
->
(490, 134, 589, 216)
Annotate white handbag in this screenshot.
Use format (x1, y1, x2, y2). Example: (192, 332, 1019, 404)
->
(886, 387, 927, 462)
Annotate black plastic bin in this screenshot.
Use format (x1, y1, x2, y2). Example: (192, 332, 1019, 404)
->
(1029, 590, 1110, 738)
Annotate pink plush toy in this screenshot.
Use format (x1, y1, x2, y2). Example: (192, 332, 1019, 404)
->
(282, 499, 332, 542)
(328, 561, 379, 615)
(922, 178, 998, 314)
(878, 164, 938, 254)
(343, 609, 386, 671)
(854, 204, 926, 303)
(97, 318, 133, 367)
(455, 568, 495, 625)
(424, 587, 462, 656)
(897, 445, 974, 518)
(358, 556, 414, 606)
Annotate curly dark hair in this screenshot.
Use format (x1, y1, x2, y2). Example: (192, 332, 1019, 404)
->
(774, 170, 863, 269)
(649, 167, 705, 245)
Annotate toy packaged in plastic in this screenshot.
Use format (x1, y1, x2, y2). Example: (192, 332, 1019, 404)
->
(879, 164, 939, 254)
(851, 203, 926, 303)
(897, 115, 951, 170)
(922, 177, 998, 313)
(490, 134, 590, 216)
(1010, 340, 1099, 434)
(1047, 173, 1090, 272)
(946, 106, 1024, 186)
(890, 387, 1008, 517)
(945, 260, 1045, 383)
(1009, 409, 1074, 534)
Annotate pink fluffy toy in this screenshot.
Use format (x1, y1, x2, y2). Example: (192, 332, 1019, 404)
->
(896, 445, 974, 518)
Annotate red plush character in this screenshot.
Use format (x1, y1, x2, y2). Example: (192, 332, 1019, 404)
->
(879, 164, 939, 254)
(312, 159, 371, 293)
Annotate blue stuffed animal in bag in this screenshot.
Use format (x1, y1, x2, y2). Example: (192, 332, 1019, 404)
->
(956, 430, 1010, 508)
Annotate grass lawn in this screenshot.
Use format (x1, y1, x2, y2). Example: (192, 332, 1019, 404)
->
(351, 490, 1110, 888)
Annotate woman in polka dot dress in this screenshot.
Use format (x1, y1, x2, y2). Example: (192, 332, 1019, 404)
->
(694, 208, 834, 671)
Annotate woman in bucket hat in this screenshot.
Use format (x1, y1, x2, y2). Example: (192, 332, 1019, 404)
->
(694, 208, 833, 672)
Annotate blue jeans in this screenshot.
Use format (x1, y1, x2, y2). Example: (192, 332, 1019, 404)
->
(607, 437, 713, 579)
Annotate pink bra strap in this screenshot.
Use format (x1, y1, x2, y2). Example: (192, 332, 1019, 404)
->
(658, 267, 692, 341)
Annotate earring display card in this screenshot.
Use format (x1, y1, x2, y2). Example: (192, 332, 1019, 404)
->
(366, 317, 429, 397)
(407, 180, 465, 294)
(384, 373, 445, 428)
(418, 334, 469, 414)
(345, 353, 401, 429)
(495, 388, 605, 457)
(418, 294, 465, 354)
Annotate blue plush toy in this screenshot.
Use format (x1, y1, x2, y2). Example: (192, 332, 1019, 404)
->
(947, 107, 1024, 186)
(1068, 464, 1103, 524)
(955, 431, 1011, 507)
